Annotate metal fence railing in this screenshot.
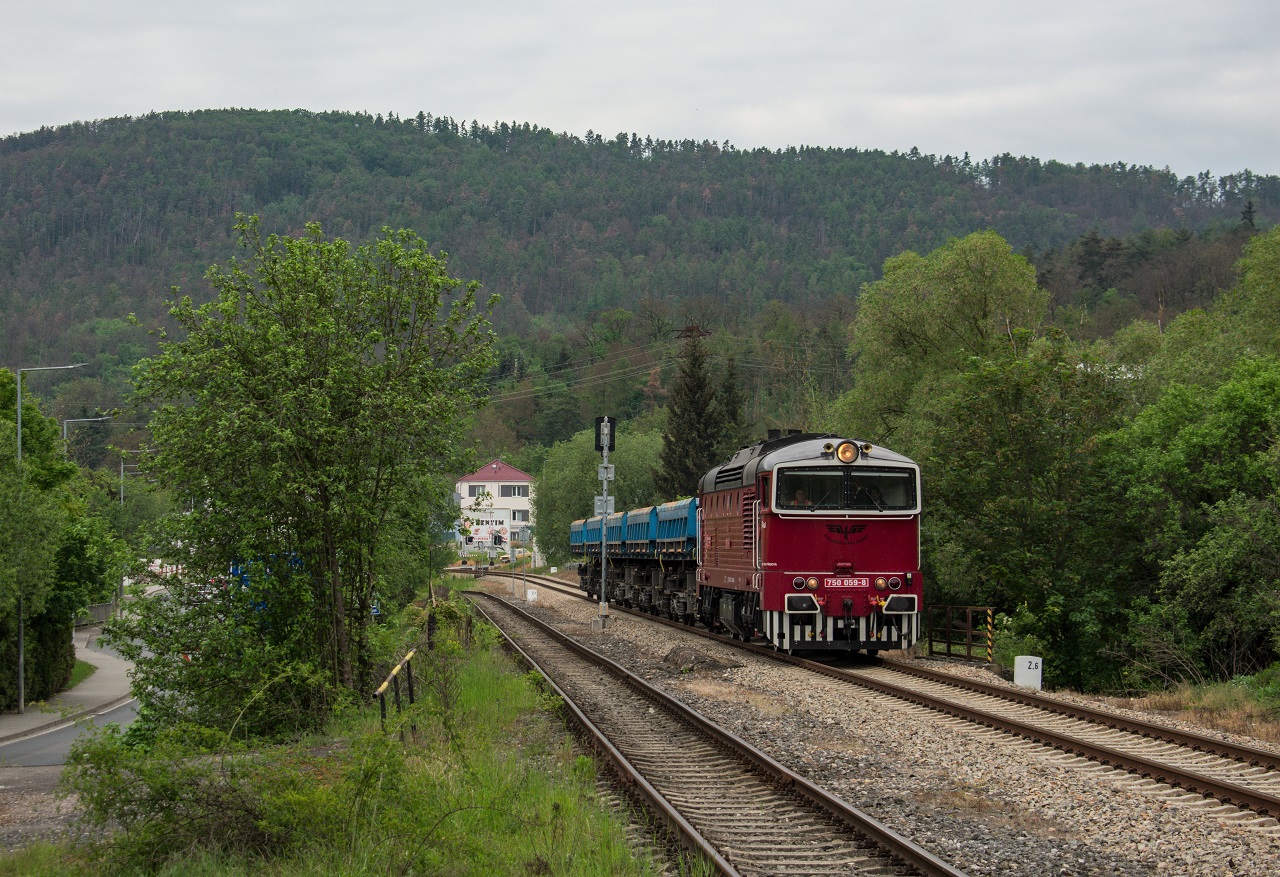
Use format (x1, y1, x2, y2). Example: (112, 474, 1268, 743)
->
(375, 649, 417, 741)
(76, 602, 116, 627)
(926, 605, 994, 662)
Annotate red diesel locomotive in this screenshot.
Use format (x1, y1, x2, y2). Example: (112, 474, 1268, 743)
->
(574, 431, 923, 654)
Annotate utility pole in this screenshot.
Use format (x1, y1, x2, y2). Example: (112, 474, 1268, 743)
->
(593, 416, 615, 632)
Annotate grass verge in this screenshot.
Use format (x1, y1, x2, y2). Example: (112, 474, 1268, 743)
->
(11, 603, 662, 877)
(65, 660, 96, 691)
(1104, 680, 1280, 745)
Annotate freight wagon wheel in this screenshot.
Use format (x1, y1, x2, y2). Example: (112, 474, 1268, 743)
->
(866, 648, 879, 657)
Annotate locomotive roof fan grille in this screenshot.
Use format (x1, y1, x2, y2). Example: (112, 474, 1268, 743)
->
(715, 465, 746, 489)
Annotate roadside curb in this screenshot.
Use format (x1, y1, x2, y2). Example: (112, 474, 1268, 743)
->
(0, 695, 137, 746)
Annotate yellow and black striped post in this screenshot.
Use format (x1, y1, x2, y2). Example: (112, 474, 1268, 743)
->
(986, 609, 994, 663)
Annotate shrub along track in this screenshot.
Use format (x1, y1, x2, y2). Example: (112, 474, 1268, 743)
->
(485, 571, 1280, 825)
(466, 591, 969, 877)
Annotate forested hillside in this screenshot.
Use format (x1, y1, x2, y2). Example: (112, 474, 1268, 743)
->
(3, 107, 1279, 701)
(3, 108, 1276, 371)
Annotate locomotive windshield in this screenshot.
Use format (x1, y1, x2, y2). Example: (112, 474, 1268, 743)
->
(775, 466, 917, 512)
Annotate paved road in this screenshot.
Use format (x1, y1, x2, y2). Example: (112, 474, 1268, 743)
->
(0, 699, 138, 767)
(0, 625, 136, 766)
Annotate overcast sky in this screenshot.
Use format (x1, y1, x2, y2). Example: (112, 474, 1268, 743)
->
(3, 1, 1276, 177)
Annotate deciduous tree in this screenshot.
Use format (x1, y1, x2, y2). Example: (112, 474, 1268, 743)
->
(533, 422, 663, 564)
(122, 216, 497, 731)
(923, 343, 1129, 688)
(831, 231, 1048, 455)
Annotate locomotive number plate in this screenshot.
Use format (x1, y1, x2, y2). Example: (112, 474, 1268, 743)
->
(824, 577, 870, 588)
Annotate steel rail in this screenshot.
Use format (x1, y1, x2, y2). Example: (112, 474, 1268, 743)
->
(875, 658, 1280, 771)
(467, 590, 970, 877)
(492, 571, 1280, 770)
(467, 595, 739, 877)
(478, 570, 1280, 817)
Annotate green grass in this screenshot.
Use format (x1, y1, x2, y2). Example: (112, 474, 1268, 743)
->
(15, 611, 667, 877)
(66, 659, 96, 690)
(1106, 679, 1280, 745)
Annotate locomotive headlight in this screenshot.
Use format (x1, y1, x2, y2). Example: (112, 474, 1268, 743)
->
(806, 577, 819, 590)
(792, 576, 806, 590)
(836, 442, 858, 464)
(888, 576, 902, 590)
(874, 576, 888, 590)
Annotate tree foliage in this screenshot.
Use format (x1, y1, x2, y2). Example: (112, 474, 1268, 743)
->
(823, 227, 1280, 690)
(122, 216, 496, 732)
(533, 420, 664, 565)
(1103, 356, 1280, 681)
(832, 230, 1048, 453)
(715, 354, 748, 459)
(4, 109, 1275, 378)
(0, 370, 124, 708)
(655, 334, 721, 499)
(922, 345, 1130, 687)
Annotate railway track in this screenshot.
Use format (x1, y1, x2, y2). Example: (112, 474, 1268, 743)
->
(479, 570, 1280, 823)
(466, 591, 969, 877)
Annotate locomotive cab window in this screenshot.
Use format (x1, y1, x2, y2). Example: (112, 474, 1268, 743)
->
(775, 466, 917, 512)
(777, 469, 844, 509)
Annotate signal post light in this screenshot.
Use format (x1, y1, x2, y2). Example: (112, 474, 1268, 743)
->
(592, 416, 615, 632)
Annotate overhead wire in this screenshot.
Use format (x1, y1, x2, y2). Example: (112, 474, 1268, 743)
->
(490, 356, 676, 403)
(484, 329, 852, 406)
(494, 338, 675, 384)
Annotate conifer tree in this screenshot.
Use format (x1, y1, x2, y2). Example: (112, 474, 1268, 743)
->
(716, 354, 748, 460)
(655, 333, 720, 498)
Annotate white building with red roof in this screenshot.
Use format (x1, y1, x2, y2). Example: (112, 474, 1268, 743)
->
(455, 460, 535, 558)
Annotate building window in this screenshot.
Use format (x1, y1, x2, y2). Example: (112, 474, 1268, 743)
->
(500, 485, 529, 498)
(468, 485, 487, 497)
(512, 510, 530, 523)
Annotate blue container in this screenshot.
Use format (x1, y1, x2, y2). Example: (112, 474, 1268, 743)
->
(656, 498, 699, 561)
(625, 506, 658, 558)
(582, 516, 604, 558)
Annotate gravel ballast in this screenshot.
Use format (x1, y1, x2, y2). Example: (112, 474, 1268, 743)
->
(492, 582, 1280, 877)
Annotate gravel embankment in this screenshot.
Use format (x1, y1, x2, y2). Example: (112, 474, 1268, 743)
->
(490, 583, 1280, 877)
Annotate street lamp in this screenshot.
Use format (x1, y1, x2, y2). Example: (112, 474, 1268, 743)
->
(118, 448, 158, 506)
(62, 415, 113, 442)
(63, 416, 113, 463)
(13, 361, 87, 715)
(17, 363, 87, 462)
